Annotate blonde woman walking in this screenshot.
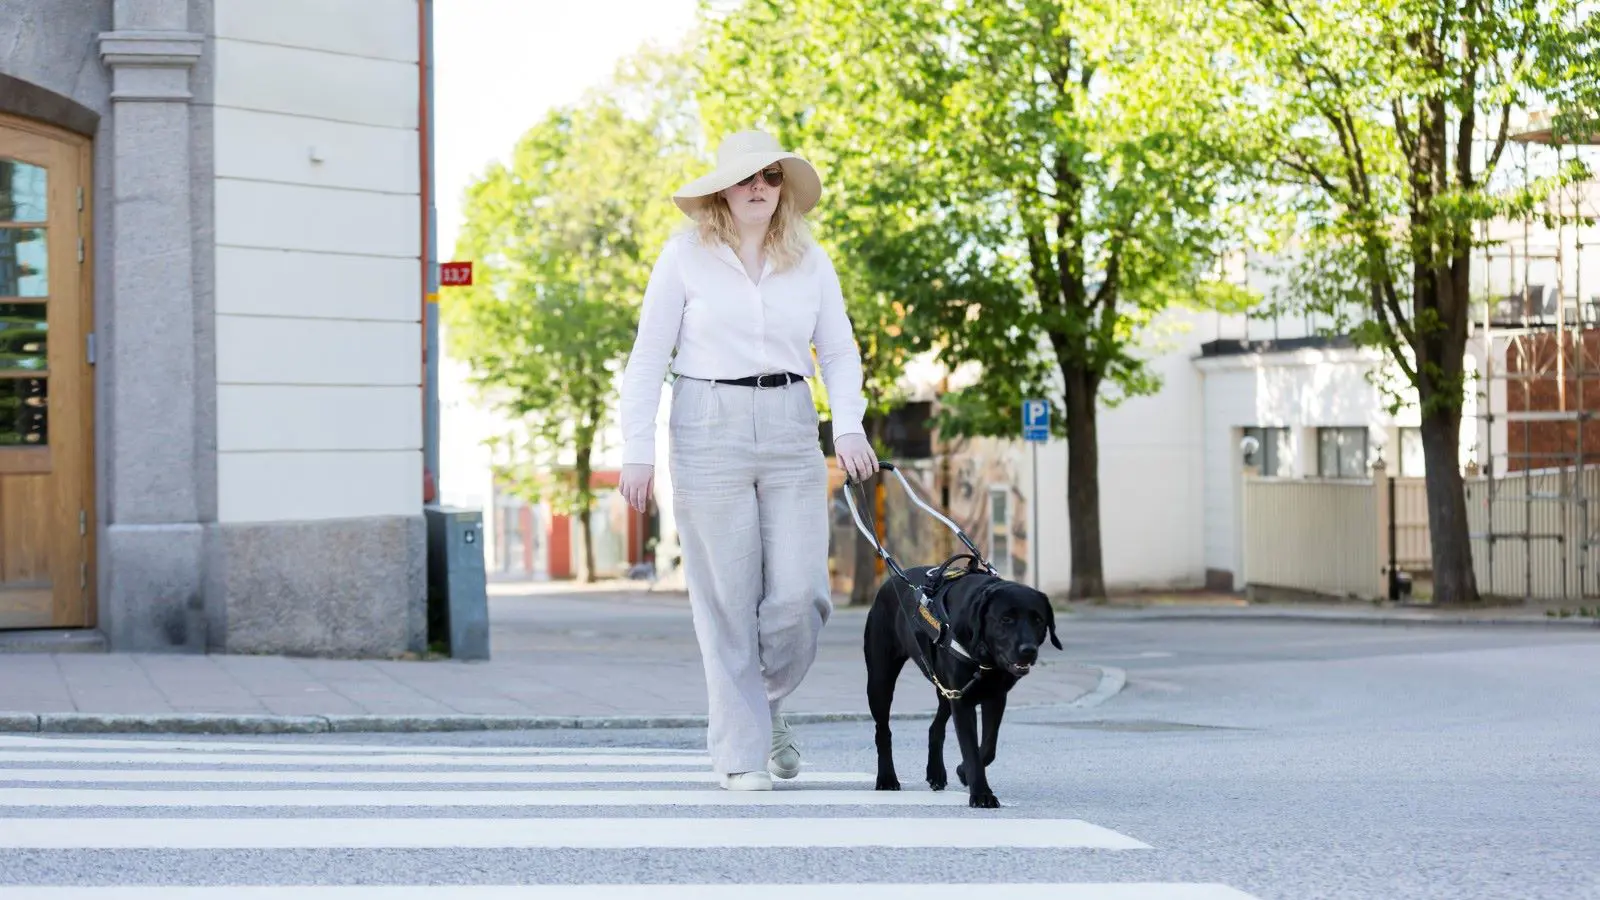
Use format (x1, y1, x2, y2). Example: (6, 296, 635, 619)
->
(617, 130, 877, 791)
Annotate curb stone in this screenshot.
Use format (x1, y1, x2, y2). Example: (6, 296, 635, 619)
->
(0, 713, 40, 732)
(0, 664, 1125, 736)
(1063, 608, 1600, 629)
(35, 713, 329, 735)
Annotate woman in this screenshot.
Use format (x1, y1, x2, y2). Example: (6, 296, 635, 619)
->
(617, 130, 878, 791)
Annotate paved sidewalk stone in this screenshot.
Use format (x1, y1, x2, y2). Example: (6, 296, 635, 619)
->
(0, 586, 1105, 730)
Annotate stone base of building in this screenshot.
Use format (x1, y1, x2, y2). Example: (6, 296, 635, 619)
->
(201, 515, 427, 658)
(102, 524, 208, 654)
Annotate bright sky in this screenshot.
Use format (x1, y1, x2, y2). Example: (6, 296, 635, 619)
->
(433, 0, 702, 259)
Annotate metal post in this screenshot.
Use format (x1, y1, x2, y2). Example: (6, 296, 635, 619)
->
(1523, 165, 1534, 606)
(1578, 147, 1593, 597)
(421, 0, 441, 500)
(1483, 223, 1496, 598)
(1558, 164, 1571, 602)
(1031, 441, 1040, 590)
(1388, 473, 1398, 601)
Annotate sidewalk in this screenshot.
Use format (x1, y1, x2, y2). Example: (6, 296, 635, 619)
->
(0, 584, 1111, 734)
(1059, 590, 1600, 629)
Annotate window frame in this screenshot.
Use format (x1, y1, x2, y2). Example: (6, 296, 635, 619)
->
(988, 485, 1012, 579)
(1318, 426, 1370, 479)
(1242, 425, 1292, 477)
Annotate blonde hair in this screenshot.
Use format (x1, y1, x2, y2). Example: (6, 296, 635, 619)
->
(692, 187, 814, 272)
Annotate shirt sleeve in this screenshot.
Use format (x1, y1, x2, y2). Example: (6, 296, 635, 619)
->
(811, 246, 868, 442)
(619, 238, 686, 466)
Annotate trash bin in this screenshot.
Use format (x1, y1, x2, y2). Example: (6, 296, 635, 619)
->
(424, 505, 489, 660)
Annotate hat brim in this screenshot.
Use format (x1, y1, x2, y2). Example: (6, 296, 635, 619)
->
(672, 152, 822, 217)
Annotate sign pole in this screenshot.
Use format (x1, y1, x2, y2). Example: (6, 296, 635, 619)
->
(1022, 399, 1049, 590)
(1031, 440, 1039, 590)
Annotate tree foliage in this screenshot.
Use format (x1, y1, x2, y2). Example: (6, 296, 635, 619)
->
(445, 48, 700, 580)
(698, 0, 1243, 598)
(1218, 0, 1600, 603)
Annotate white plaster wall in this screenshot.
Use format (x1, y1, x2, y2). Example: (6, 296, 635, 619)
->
(1013, 438, 1067, 593)
(1199, 365, 1259, 587)
(1002, 306, 1214, 596)
(1198, 346, 1398, 589)
(210, 0, 424, 524)
(436, 327, 499, 559)
(1097, 308, 1210, 591)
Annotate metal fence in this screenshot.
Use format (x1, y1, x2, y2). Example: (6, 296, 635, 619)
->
(1465, 465, 1600, 600)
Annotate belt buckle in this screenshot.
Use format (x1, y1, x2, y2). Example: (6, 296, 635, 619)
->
(756, 373, 782, 390)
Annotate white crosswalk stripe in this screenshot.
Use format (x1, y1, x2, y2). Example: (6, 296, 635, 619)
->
(0, 887, 1261, 899)
(0, 767, 874, 785)
(0, 750, 708, 767)
(0, 787, 976, 807)
(0, 735, 1264, 899)
(0, 736, 707, 755)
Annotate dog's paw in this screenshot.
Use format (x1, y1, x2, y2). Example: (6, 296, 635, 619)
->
(926, 766, 947, 791)
(956, 763, 969, 787)
(968, 790, 1001, 809)
(875, 773, 901, 791)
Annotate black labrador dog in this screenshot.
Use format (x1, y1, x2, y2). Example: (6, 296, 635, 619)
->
(864, 564, 1061, 808)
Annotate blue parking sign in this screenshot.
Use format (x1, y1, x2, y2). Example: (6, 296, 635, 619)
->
(1022, 399, 1049, 442)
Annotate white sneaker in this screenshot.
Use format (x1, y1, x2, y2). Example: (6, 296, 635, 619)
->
(768, 715, 801, 780)
(719, 771, 773, 791)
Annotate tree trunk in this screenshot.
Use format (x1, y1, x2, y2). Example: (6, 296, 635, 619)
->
(1412, 248, 1481, 607)
(1416, 397, 1480, 605)
(575, 441, 596, 584)
(1062, 364, 1106, 600)
(850, 417, 885, 606)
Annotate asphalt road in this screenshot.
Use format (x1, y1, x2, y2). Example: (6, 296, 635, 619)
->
(0, 619, 1595, 900)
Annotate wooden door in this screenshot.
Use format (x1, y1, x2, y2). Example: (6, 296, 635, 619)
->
(0, 114, 93, 630)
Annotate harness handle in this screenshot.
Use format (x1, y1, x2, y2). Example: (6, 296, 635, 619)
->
(841, 461, 995, 581)
(840, 461, 996, 669)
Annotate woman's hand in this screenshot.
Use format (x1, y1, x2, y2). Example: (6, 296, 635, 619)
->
(834, 432, 880, 482)
(620, 463, 654, 513)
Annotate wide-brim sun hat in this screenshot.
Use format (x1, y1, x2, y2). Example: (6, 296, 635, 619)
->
(672, 129, 822, 217)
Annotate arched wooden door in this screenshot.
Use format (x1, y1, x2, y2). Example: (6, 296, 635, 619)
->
(0, 113, 94, 630)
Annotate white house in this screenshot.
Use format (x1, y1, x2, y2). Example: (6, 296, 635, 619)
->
(1, 0, 432, 654)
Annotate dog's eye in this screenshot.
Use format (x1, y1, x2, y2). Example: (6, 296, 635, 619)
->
(1000, 615, 1015, 625)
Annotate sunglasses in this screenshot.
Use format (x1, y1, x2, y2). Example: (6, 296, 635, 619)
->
(735, 166, 785, 188)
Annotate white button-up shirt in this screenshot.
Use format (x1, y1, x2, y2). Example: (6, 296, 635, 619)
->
(619, 230, 868, 467)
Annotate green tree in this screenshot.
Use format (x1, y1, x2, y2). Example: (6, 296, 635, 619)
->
(1219, 0, 1600, 603)
(446, 49, 699, 582)
(696, 7, 924, 604)
(699, 0, 1243, 599)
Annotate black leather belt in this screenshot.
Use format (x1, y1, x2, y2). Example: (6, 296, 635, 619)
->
(710, 372, 806, 389)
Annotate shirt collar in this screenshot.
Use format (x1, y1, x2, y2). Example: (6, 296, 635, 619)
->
(695, 233, 774, 284)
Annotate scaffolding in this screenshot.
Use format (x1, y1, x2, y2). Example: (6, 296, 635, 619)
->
(1473, 110, 1600, 602)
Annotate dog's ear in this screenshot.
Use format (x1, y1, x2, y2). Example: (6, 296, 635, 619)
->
(1037, 590, 1062, 650)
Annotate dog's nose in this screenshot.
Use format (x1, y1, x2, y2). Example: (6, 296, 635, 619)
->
(1018, 644, 1038, 663)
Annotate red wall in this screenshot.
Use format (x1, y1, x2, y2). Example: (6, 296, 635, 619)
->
(545, 469, 642, 579)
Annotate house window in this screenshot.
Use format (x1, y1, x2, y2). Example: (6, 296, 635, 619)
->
(1242, 426, 1292, 477)
(1398, 427, 1425, 476)
(1318, 427, 1370, 478)
(989, 486, 1012, 579)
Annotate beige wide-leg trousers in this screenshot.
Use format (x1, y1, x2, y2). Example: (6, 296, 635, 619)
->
(668, 375, 833, 775)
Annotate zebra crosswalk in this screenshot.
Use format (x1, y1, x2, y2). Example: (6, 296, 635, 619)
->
(0, 733, 1262, 899)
